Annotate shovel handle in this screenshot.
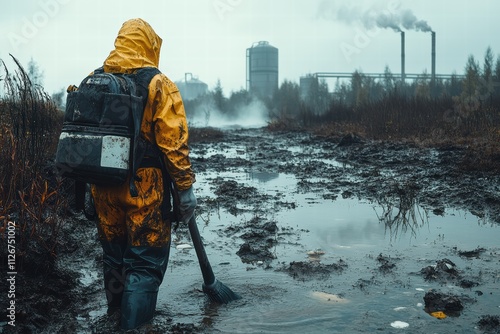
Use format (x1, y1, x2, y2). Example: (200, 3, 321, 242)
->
(187, 215, 216, 286)
(169, 182, 216, 286)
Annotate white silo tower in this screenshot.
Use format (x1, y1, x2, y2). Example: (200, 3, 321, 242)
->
(246, 41, 279, 98)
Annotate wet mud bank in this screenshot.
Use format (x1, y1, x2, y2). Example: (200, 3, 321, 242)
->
(195, 128, 500, 222)
(165, 128, 500, 333)
(3, 127, 500, 333)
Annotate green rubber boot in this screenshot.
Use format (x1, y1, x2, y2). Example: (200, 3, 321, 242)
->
(101, 241, 126, 315)
(120, 246, 169, 330)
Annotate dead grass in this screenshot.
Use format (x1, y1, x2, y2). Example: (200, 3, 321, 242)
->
(309, 122, 367, 140)
(1, 55, 67, 273)
(189, 126, 225, 143)
(268, 91, 500, 173)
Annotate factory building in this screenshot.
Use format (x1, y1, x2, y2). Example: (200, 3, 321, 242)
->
(176, 73, 208, 101)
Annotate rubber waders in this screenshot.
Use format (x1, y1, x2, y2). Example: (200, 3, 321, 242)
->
(101, 241, 126, 314)
(120, 245, 170, 330)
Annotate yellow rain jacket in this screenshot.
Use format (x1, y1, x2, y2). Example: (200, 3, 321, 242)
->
(103, 18, 195, 191)
(92, 18, 195, 246)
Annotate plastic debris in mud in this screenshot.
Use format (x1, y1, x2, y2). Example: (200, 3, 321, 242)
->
(390, 321, 409, 329)
(310, 291, 349, 304)
(307, 249, 326, 262)
(430, 311, 447, 319)
(306, 249, 326, 256)
(176, 243, 193, 250)
(423, 289, 464, 318)
(393, 307, 407, 311)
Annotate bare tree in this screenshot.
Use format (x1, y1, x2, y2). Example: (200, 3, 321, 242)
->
(27, 58, 44, 86)
(306, 77, 330, 116)
(494, 55, 500, 96)
(212, 79, 227, 113)
(481, 46, 494, 100)
(462, 55, 480, 101)
(51, 88, 66, 111)
(383, 65, 395, 93)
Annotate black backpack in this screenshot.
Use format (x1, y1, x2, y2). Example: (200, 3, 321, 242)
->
(55, 67, 160, 197)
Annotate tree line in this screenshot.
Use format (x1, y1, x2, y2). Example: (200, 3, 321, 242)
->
(184, 46, 500, 143)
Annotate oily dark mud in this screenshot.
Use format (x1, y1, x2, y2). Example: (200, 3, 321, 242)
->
(2, 127, 500, 333)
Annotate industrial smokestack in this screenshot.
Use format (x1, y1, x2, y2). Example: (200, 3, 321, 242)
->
(431, 31, 436, 85)
(401, 31, 405, 82)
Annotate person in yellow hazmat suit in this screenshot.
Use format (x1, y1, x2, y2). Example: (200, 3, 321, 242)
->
(90, 18, 197, 331)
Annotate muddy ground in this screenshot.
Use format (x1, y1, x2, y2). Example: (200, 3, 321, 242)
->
(2, 127, 500, 333)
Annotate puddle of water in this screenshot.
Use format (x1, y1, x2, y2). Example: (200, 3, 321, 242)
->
(152, 170, 500, 333)
(191, 141, 353, 170)
(191, 145, 248, 160)
(78, 266, 99, 287)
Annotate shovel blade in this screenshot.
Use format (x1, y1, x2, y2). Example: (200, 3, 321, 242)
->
(202, 279, 241, 304)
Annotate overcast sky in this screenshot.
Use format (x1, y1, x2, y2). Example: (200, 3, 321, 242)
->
(1, 0, 499, 96)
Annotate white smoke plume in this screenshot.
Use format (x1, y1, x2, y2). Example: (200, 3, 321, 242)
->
(189, 97, 269, 129)
(400, 9, 432, 32)
(318, 1, 433, 32)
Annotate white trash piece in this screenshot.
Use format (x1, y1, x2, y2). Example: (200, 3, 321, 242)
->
(176, 244, 193, 250)
(390, 321, 409, 329)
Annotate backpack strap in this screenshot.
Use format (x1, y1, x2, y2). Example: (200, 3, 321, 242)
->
(131, 68, 178, 225)
(128, 67, 161, 197)
(133, 67, 161, 106)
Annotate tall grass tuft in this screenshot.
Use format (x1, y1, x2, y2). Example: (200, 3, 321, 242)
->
(0, 55, 67, 274)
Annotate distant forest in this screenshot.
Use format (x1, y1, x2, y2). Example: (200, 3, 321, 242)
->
(184, 46, 500, 148)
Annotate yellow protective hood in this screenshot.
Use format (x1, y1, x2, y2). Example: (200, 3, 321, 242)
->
(103, 18, 162, 73)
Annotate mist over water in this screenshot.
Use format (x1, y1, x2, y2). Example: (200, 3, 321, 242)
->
(189, 98, 269, 129)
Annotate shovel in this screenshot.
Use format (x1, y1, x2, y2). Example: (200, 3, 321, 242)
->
(187, 215, 241, 303)
(168, 180, 241, 303)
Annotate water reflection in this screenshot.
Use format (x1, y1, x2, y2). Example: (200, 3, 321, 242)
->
(247, 171, 279, 183)
(197, 168, 498, 251)
(158, 168, 500, 334)
(374, 183, 429, 240)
